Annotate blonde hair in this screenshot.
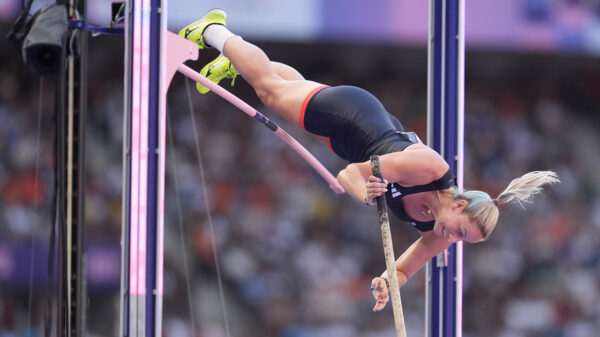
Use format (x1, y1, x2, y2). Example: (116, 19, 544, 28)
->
(453, 171, 560, 240)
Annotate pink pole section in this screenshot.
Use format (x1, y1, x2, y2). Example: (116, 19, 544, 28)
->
(129, 0, 145, 296)
(177, 64, 345, 194)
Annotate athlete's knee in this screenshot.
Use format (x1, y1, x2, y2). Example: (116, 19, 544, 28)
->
(254, 78, 283, 108)
(256, 87, 278, 109)
(272, 62, 304, 81)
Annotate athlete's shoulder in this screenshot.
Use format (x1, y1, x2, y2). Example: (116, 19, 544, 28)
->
(402, 143, 445, 162)
(381, 145, 448, 184)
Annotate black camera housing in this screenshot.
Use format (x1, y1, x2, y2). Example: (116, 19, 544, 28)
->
(21, 4, 68, 74)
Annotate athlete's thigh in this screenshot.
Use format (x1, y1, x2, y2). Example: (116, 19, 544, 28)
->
(267, 79, 325, 126)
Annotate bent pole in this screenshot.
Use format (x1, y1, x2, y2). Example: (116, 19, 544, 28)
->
(371, 155, 408, 337)
(177, 63, 345, 194)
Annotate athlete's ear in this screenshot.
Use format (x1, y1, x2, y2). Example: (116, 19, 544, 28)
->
(453, 200, 468, 211)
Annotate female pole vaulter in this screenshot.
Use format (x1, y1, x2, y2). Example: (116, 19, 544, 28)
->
(178, 9, 560, 312)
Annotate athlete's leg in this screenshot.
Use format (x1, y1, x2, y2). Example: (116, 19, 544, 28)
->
(271, 61, 305, 81)
(179, 10, 324, 127)
(267, 61, 329, 145)
(222, 37, 323, 126)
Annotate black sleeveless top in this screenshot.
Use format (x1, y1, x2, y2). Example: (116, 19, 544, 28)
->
(384, 169, 456, 232)
(301, 85, 457, 231)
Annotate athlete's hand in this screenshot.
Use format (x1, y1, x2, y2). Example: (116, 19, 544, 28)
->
(371, 276, 390, 312)
(365, 176, 388, 205)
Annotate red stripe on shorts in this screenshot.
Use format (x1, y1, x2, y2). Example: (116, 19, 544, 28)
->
(299, 85, 329, 130)
(326, 137, 334, 152)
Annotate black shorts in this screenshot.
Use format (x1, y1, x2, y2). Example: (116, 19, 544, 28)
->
(300, 85, 417, 163)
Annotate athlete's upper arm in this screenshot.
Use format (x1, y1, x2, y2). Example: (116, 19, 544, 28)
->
(351, 145, 446, 185)
(394, 230, 452, 279)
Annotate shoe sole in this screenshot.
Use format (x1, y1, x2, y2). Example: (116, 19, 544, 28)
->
(179, 8, 227, 49)
(197, 55, 238, 94)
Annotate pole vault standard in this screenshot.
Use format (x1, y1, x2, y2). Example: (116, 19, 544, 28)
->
(425, 1, 465, 337)
(119, 0, 170, 336)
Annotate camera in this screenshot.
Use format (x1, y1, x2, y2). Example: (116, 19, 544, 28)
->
(20, 4, 68, 74)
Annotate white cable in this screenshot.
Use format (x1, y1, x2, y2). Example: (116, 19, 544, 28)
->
(27, 76, 44, 335)
(184, 78, 231, 337)
(166, 105, 196, 337)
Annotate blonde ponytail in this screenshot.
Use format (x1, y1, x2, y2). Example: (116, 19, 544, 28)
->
(453, 171, 560, 241)
(495, 171, 560, 208)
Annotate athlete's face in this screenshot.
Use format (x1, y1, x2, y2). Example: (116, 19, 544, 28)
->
(433, 200, 483, 243)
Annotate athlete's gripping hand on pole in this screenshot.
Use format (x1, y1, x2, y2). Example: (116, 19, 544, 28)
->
(371, 276, 390, 312)
(365, 176, 388, 205)
(371, 270, 410, 312)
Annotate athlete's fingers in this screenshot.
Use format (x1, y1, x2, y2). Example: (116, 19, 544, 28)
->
(366, 176, 388, 194)
(372, 296, 389, 312)
(367, 176, 388, 183)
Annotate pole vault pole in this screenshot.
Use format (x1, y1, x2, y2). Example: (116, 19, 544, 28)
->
(425, 0, 465, 337)
(371, 155, 407, 337)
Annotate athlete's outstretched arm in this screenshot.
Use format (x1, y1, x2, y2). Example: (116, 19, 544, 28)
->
(371, 231, 457, 312)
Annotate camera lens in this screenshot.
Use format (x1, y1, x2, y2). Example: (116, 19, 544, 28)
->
(37, 47, 58, 67)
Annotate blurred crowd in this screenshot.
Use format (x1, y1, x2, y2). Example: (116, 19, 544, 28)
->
(1, 30, 599, 337)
